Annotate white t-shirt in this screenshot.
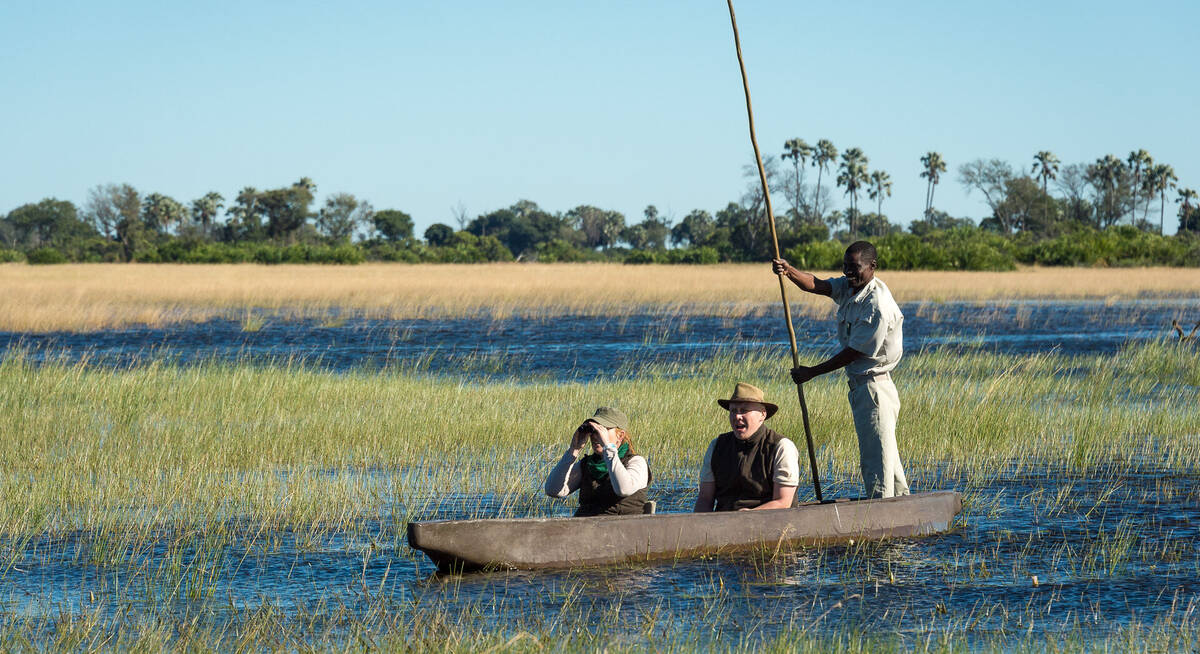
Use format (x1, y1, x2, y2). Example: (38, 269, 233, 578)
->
(829, 276, 904, 379)
(698, 435, 801, 486)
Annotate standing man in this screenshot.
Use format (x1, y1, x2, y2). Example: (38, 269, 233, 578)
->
(694, 382, 801, 512)
(771, 241, 909, 498)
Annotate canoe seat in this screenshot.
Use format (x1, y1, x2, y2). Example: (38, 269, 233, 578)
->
(642, 501, 656, 515)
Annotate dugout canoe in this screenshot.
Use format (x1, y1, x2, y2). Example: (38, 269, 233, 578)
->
(407, 490, 961, 572)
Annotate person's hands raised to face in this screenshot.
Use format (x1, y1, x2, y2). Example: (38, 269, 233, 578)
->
(586, 421, 621, 454)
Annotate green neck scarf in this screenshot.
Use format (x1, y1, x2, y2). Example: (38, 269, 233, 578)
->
(582, 443, 629, 481)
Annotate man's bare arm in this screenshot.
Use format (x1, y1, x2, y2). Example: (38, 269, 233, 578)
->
(694, 481, 716, 513)
(744, 484, 797, 511)
(792, 347, 864, 384)
(771, 258, 832, 296)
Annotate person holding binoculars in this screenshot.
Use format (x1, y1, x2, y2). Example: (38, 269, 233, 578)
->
(543, 407, 652, 517)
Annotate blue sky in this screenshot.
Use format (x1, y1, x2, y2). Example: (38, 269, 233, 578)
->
(3, 1, 1197, 235)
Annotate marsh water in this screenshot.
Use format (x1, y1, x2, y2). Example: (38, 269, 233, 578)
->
(3, 468, 1198, 648)
(3, 299, 1198, 379)
(3, 298, 1199, 649)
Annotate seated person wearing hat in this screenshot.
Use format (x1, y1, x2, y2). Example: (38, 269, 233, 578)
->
(694, 383, 800, 512)
(544, 407, 652, 517)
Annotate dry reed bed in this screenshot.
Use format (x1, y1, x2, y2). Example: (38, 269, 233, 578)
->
(3, 263, 1199, 332)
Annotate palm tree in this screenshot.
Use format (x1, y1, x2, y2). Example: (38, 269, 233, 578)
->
(868, 170, 892, 218)
(1031, 151, 1060, 194)
(1146, 163, 1178, 234)
(812, 139, 838, 220)
(1179, 188, 1198, 215)
(920, 152, 947, 217)
(1088, 155, 1124, 227)
(190, 191, 225, 237)
(837, 148, 868, 238)
(1126, 149, 1153, 222)
(1179, 188, 1199, 232)
(781, 138, 813, 219)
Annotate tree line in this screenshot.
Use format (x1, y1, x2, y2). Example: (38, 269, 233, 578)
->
(2, 144, 1198, 268)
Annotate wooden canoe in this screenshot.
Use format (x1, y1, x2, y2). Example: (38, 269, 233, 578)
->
(407, 491, 962, 572)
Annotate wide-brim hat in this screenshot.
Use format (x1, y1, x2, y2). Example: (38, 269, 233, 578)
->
(587, 406, 629, 432)
(716, 382, 778, 419)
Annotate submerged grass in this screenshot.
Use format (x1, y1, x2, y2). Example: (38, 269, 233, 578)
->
(2, 606, 1196, 653)
(3, 263, 1200, 331)
(2, 341, 1198, 651)
(1, 340, 1197, 536)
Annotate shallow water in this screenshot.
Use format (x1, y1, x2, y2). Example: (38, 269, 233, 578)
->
(2, 466, 1197, 649)
(2, 299, 1197, 379)
(4, 299, 1198, 649)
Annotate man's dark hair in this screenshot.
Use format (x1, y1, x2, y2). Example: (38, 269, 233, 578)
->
(845, 240, 877, 263)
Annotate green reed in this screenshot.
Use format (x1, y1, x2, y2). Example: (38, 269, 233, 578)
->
(1, 340, 1198, 537)
(1, 340, 1199, 651)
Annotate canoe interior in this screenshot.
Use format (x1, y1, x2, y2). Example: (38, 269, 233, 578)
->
(408, 491, 962, 572)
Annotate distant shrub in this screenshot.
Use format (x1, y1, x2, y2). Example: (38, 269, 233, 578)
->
(130, 245, 162, 263)
(78, 238, 124, 262)
(1016, 226, 1196, 267)
(327, 244, 366, 264)
(424, 232, 514, 263)
(364, 242, 422, 263)
(189, 243, 253, 263)
(1176, 233, 1200, 266)
(876, 233, 945, 270)
(26, 247, 68, 264)
(534, 239, 597, 263)
(922, 228, 1016, 271)
(783, 241, 843, 270)
(624, 250, 659, 264)
(0, 249, 26, 263)
(666, 246, 719, 264)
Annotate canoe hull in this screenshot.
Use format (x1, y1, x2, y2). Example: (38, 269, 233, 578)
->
(407, 491, 962, 571)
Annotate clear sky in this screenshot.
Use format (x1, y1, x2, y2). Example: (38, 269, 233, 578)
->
(3, 1, 1197, 235)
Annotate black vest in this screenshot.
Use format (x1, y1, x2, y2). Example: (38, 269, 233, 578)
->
(576, 452, 651, 517)
(711, 426, 792, 511)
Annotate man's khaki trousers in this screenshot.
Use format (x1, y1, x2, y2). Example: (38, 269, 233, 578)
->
(848, 374, 909, 498)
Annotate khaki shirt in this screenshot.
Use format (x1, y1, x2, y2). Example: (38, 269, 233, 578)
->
(829, 276, 903, 379)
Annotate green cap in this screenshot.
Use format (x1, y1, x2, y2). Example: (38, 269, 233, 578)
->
(588, 406, 628, 432)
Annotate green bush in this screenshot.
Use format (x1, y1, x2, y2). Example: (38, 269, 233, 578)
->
(666, 246, 720, 264)
(425, 232, 514, 263)
(876, 233, 949, 270)
(1016, 226, 1196, 267)
(26, 247, 68, 264)
(130, 245, 162, 263)
(783, 240, 843, 270)
(78, 238, 124, 262)
(925, 228, 1016, 271)
(364, 243, 422, 263)
(624, 250, 659, 264)
(534, 239, 597, 263)
(0, 249, 26, 263)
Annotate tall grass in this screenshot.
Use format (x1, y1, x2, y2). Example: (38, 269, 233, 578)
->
(3, 263, 1199, 331)
(1, 340, 1197, 537)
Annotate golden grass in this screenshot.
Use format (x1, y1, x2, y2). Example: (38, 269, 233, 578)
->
(3, 262, 1199, 332)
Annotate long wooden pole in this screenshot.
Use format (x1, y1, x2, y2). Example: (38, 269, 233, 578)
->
(726, 0, 822, 502)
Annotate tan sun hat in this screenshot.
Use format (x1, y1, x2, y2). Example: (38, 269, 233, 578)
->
(716, 382, 778, 419)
